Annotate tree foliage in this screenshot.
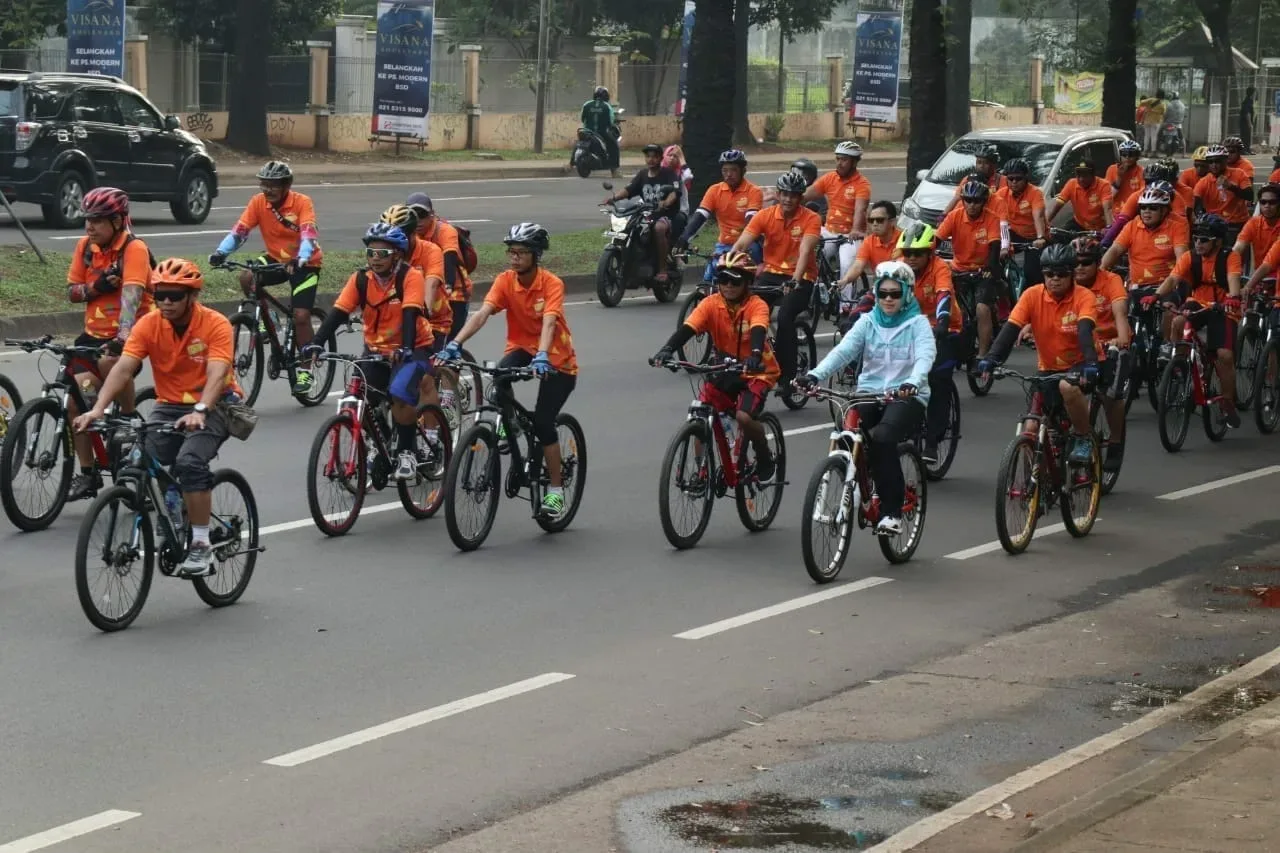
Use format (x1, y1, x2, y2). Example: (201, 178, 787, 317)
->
(0, 0, 65, 52)
(147, 0, 342, 52)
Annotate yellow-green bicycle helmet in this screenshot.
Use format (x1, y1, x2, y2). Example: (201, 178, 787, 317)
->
(897, 222, 936, 252)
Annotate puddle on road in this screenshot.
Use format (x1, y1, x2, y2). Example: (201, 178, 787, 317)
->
(1186, 680, 1279, 724)
(1105, 681, 1192, 714)
(1102, 676, 1277, 724)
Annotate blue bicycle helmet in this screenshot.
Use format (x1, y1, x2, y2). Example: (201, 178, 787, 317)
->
(719, 148, 748, 168)
(958, 178, 989, 201)
(363, 222, 410, 252)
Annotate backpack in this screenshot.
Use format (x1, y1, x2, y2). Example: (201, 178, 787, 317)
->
(1188, 248, 1230, 301)
(452, 222, 479, 274)
(354, 264, 410, 309)
(81, 232, 157, 274)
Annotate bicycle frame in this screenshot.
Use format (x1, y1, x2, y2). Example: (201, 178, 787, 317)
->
(16, 339, 114, 470)
(1172, 309, 1219, 409)
(325, 357, 397, 488)
(684, 398, 744, 491)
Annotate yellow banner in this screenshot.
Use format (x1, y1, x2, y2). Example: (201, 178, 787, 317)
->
(1053, 72, 1104, 115)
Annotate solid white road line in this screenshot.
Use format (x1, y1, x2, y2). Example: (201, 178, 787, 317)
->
(48, 229, 226, 241)
(263, 672, 576, 767)
(944, 523, 1069, 560)
(782, 422, 835, 438)
(867, 642, 1280, 852)
(674, 577, 894, 640)
(1156, 464, 1280, 500)
(0, 810, 142, 853)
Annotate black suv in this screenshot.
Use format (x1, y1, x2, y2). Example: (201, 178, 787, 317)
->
(0, 71, 218, 228)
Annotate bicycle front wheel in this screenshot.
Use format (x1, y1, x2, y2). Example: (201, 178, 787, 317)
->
(398, 404, 452, 519)
(994, 435, 1040, 555)
(676, 290, 712, 364)
(878, 444, 927, 564)
(780, 322, 818, 410)
(306, 413, 367, 536)
(535, 413, 587, 533)
(926, 379, 961, 481)
(1061, 439, 1101, 538)
(193, 468, 259, 607)
(800, 455, 855, 584)
(658, 419, 714, 549)
(444, 422, 502, 551)
(1202, 366, 1229, 443)
(75, 485, 154, 632)
(1157, 359, 1193, 452)
(1235, 321, 1260, 410)
(0, 373, 22, 443)
(292, 309, 338, 407)
(1253, 339, 1280, 434)
(735, 412, 785, 532)
(1090, 396, 1122, 496)
(0, 397, 73, 532)
(228, 312, 265, 407)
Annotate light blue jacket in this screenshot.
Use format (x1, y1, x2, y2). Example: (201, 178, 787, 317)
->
(809, 313, 936, 406)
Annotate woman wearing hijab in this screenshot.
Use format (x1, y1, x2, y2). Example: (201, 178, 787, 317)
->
(663, 144, 694, 216)
(796, 260, 935, 535)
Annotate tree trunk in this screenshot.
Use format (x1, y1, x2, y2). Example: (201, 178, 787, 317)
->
(732, 0, 754, 144)
(685, 0, 736, 203)
(907, 0, 947, 196)
(1100, 0, 1138, 131)
(1194, 0, 1236, 135)
(944, 0, 971, 138)
(225, 0, 273, 155)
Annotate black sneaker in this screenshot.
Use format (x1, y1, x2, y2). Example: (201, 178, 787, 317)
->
(1225, 407, 1242, 429)
(67, 471, 103, 501)
(754, 449, 776, 482)
(922, 442, 939, 464)
(1102, 441, 1125, 473)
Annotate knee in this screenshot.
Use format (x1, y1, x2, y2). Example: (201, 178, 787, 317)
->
(533, 412, 558, 447)
(734, 409, 754, 428)
(238, 271, 253, 291)
(173, 450, 214, 492)
(1059, 379, 1083, 399)
(1218, 348, 1235, 366)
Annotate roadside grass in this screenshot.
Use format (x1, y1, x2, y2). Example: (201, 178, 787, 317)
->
(0, 227, 606, 317)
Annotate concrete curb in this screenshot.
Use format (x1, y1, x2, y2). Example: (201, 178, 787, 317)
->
(1009, 697, 1280, 852)
(0, 273, 612, 342)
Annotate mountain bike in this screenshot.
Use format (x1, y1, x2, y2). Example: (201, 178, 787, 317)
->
(990, 368, 1101, 555)
(441, 360, 587, 552)
(219, 259, 337, 407)
(1088, 347, 1129, 495)
(1125, 285, 1165, 413)
(1156, 306, 1232, 452)
(652, 358, 786, 549)
(1233, 287, 1272, 410)
(74, 417, 263, 632)
(1250, 291, 1280, 433)
(0, 336, 155, 531)
(305, 352, 452, 536)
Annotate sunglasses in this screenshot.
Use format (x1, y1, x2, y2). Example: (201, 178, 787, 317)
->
(901, 249, 930, 258)
(365, 248, 397, 259)
(1261, 199, 1280, 205)
(867, 216, 889, 224)
(1138, 204, 1166, 211)
(1076, 259, 1097, 267)
(1192, 236, 1217, 243)
(153, 289, 189, 303)
(716, 276, 747, 286)
(876, 289, 903, 300)
(1043, 268, 1072, 278)
(1007, 175, 1028, 181)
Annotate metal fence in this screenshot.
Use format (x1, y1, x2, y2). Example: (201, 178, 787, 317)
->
(745, 63, 830, 114)
(0, 48, 68, 73)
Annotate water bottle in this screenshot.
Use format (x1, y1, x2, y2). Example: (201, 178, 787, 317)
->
(719, 412, 737, 443)
(162, 485, 186, 535)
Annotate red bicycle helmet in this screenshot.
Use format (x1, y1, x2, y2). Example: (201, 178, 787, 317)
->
(152, 257, 204, 291)
(81, 186, 129, 220)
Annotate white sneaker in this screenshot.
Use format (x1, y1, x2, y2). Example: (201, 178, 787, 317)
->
(394, 451, 417, 481)
(875, 516, 903, 536)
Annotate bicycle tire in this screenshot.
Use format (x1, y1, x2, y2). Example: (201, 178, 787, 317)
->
(800, 455, 854, 584)
(1156, 359, 1192, 452)
(657, 419, 715, 549)
(878, 444, 927, 564)
(74, 484, 155, 632)
(1235, 321, 1260, 411)
(291, 309, 338, 407)
(193, 468, 259, 607)
(780, 322, 817, 410)
(735, 411, 785, 533)
(0, 373, 22, 442)
(1253, 338, 1280, 434)
(994, 435, 1040, 555)
(1089, 397, 1122, 496)
(1202, 367, 1229, 443)
(535, 413, 587, 533)
(133, 385, 156, 421)
(305, 413, 367, 536)
(676, 290, 712, 364)
(0, 397, 73, 532)
(228, 312, 266, 407)
(1060, 439, 1101, 538)
(444, 422, 502, 551)
(398, 404, 452, 520)
(926, 379, 961, 481)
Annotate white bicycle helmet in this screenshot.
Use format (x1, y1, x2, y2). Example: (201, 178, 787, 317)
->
(873, 260, 915, 291)
(1137, 185, 1171, 206)
(834, 140, 863, 159)
(1204, 143, 1229, 160)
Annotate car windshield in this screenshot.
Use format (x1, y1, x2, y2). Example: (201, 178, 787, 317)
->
(926, 139, 1062, 187)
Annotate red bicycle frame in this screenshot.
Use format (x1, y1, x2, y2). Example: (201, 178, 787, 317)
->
(325, 373, 368, 482)
(839, 404, 921, 527)
(1174, 308, 1222, 409)
(706, 402, 744, 490)
(62, 354, 111, 469)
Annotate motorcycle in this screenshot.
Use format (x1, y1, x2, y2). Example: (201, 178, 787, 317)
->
(571, 109, 625, 178)
(596, 181, 684, 307)
(1158, 122, 1183, 155)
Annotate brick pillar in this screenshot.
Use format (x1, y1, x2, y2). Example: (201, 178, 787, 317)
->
(594, 45, 621, 102)
(826, 54, 844, 137)
(461, 45, 482, 149)
(125, 37, 149, 95)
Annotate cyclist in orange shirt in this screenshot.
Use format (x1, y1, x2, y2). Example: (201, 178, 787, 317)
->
(1106, 140, 1145, 207)
(1243, 225, 1280, 295)
(935, 178, 1008, 360)
(1193, 144, 1253, 245)
(651, 251, 779, 481)
(438, 223, 578, 520)
(675, 149, 765, 277)
(1103, 162, 1191, 249)
(1268, 153, 1280, 185)
(1045, 160, 1114, 231)
(942, 145, 1008, 217)
(995, 158, 1049, 287)
(210, 161, 322, 394)
(1231, 183, 1280, 273)
(74, 258, 245, 577)
(837, 200, 902, 297)
(407, 192, 473, 339)
(1073, 236, 1130, 472)
(1100, 184, 1190, 286)
(804, 140, 872, 278)
(1223, 136, 1255, 181)
(64, 187, 153, 500)
(1182, 147, 1210, 190)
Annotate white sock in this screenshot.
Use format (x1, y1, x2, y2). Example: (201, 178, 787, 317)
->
(547, 486, 564, 498)
(191, 524, 210, 545)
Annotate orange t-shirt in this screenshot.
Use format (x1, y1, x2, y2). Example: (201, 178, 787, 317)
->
(936, 205, 1003, 272)
(1179, 167, 1205, 190)
(484, 268, 578, 375)
(1171, 250, 1243, 307)
(68, 233, 154, 339)
(1229, 157, 1255, 181)
(1083, 269, 1128, 342)
(1106, 163, 1145, 207)
(333, 265, 434, 354)
(235, 191, 323, 266)
(855, 227, 902, 269)
(1193, 168, 1252, 224)
(1008, 283, 1099, 371)
(407, 239, 452, 334)
(123, 304, 242, 405)
(1054, 178, 1113, 230)
(1119, 183, 1193, 222)
(952, 172, 1008, 203)
(812, 170, 872, 235)
(683, 293, 780, 384)
(698, 180, 764, 244)
(742, 203, 823, 280)
(1114, 215, 1190, 285)
(1259, 239, 1280, 275)
(913, 257, 962, 333)
(424, 219, 473, 303)
(1235, 214, 1280, 269)
(995, 184, 1045, 238)
(1268, 167, 1280, 185)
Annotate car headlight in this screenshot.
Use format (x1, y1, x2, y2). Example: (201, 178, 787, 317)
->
(901, 198, 923, 221)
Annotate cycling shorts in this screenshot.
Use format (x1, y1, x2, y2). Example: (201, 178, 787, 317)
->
(701, 374, 770, 419)
(254, 258, 322, 311)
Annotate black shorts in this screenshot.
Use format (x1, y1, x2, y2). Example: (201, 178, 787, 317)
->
(1036, 366, 1089, 413)
(1183, 302, 1236, 352)
(952, 270, 998, 308)
(255, 261, 322, 311)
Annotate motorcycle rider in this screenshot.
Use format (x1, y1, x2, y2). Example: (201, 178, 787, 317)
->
(604, 142, 683, 284)
(675, 149, 764, 277)
(576, 86, 621, 178)
(1164, 92, 1187, 153)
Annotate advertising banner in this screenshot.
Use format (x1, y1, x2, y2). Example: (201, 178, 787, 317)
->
(65, 0, 126, 78)
(1053, 72, 1104, 115)
(373, 0, 435, 138)
(851, 0, 904, 123)
(676, 0, 695, 117)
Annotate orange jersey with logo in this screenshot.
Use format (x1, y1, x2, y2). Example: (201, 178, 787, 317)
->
(1230, 158, 1255, 180)
(698, 180, 764, 244)
(1083, 269, 1127, 342)
(1179, 167, 1204, 190)
(1193, 168, 1252, 224)
(1235, 214, 1280, 269)
(742, 203, 823, 280)
(484, 268, 578, 375)
(1114, 215, 1190, 286)
(683, 293, 780, 384)
(812, 170, 872, 235)
(407, 239, 452, 333)
(234, 191, 323, 266)
(912, 256, 962, 334)
(855, 227, 902, 268)
(1106, 163, 1145, 207)
(1171, 249, 1243, 307)
(1008, 284, 1099, 371)
(995, 184, 1045, 238)
(424, 219, 472, 303)
(68, 233, 154, 339)
(1119, 183, 1193, 222)
(123, 304, 242, 404)
(1054, 178, 1113, 230)
(333, 266, 434, 354)
(936, 205, 1003, 272)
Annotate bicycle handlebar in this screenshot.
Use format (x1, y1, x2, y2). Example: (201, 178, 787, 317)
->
(215, 259, 290, 274)
(438, 358, 541, 380)
(652, 357, 744, 375)
(3, 335, 111, 358)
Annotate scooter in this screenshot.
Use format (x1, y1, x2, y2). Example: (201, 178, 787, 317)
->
(570, 109, 625, 178)
(1158, 122, 1183, 155)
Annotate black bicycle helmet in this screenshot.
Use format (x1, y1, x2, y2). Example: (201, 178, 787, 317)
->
(976, 145, 1000, 164)
(256, 160, 293, 183)
(1192, 213, 1228, 242)
(1002, 158, 1030, 177)
(1040, 242, 1076, 272)
(1071, 234, 1101, 262)
(958, 178, 990, 201)
(790, 158, 818, 186)
(504, 221, 550, 258)
(775, 171, 808, 195)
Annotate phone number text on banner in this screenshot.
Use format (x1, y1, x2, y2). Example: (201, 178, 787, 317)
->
(851, 0, 904, 124)
(66, 0, 126, 78)
(373, 0, 435, 138)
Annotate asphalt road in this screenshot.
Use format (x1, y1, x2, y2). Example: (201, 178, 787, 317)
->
(3, 290, 1280, 852)
(0, 167, 910, 261)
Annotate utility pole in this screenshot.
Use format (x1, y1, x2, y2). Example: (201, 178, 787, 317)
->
(533, 0, 552, 153)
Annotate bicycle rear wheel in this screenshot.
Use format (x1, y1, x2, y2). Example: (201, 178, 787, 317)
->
(228, 312, 265, 407)
(676, 290, 712, 364)
(994, 435, 1040, 555)
(0, 373, 22, 442)
(291, 310, 338, 407)
(735, 412, 785, 532)
(1253, 339, 1280, 433)
(1089, 397, 1122, 495)
(1061, 439, 1102, 538)
(780, 322, 817, 410)
(0, 397, 73, 532)
(1157, 359, 1193, 452)
(1235, 321, 1260, 410)
(658, 420, 715, 549)
(305, 413, 367, 536)
(926, 379, 961, 481)
(878, 445, 927, 564)
(800, 456, 855, 584)
(133, 385, 156, 420)
(1202, 366, 1229, 442)
(399, 405, 452, 519)
(444, 422, 502, 551)
(75, 484, 154, 632)
(193, 468, 259, 607)
(456, 348, 487, 427)
(535, 413, 587, 533)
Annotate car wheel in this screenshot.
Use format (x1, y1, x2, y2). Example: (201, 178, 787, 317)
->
(170, 169, 212, 224)
(41, 171, 87, 229)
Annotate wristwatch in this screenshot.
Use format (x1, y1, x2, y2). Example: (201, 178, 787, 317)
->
(193, 403, 209, 414)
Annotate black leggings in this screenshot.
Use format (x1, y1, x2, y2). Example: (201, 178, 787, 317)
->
(856, 400, 924, 517)
(757, 273, 813, 382)
(495, 349, 576, 446)
(925, 335, 956, 442)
